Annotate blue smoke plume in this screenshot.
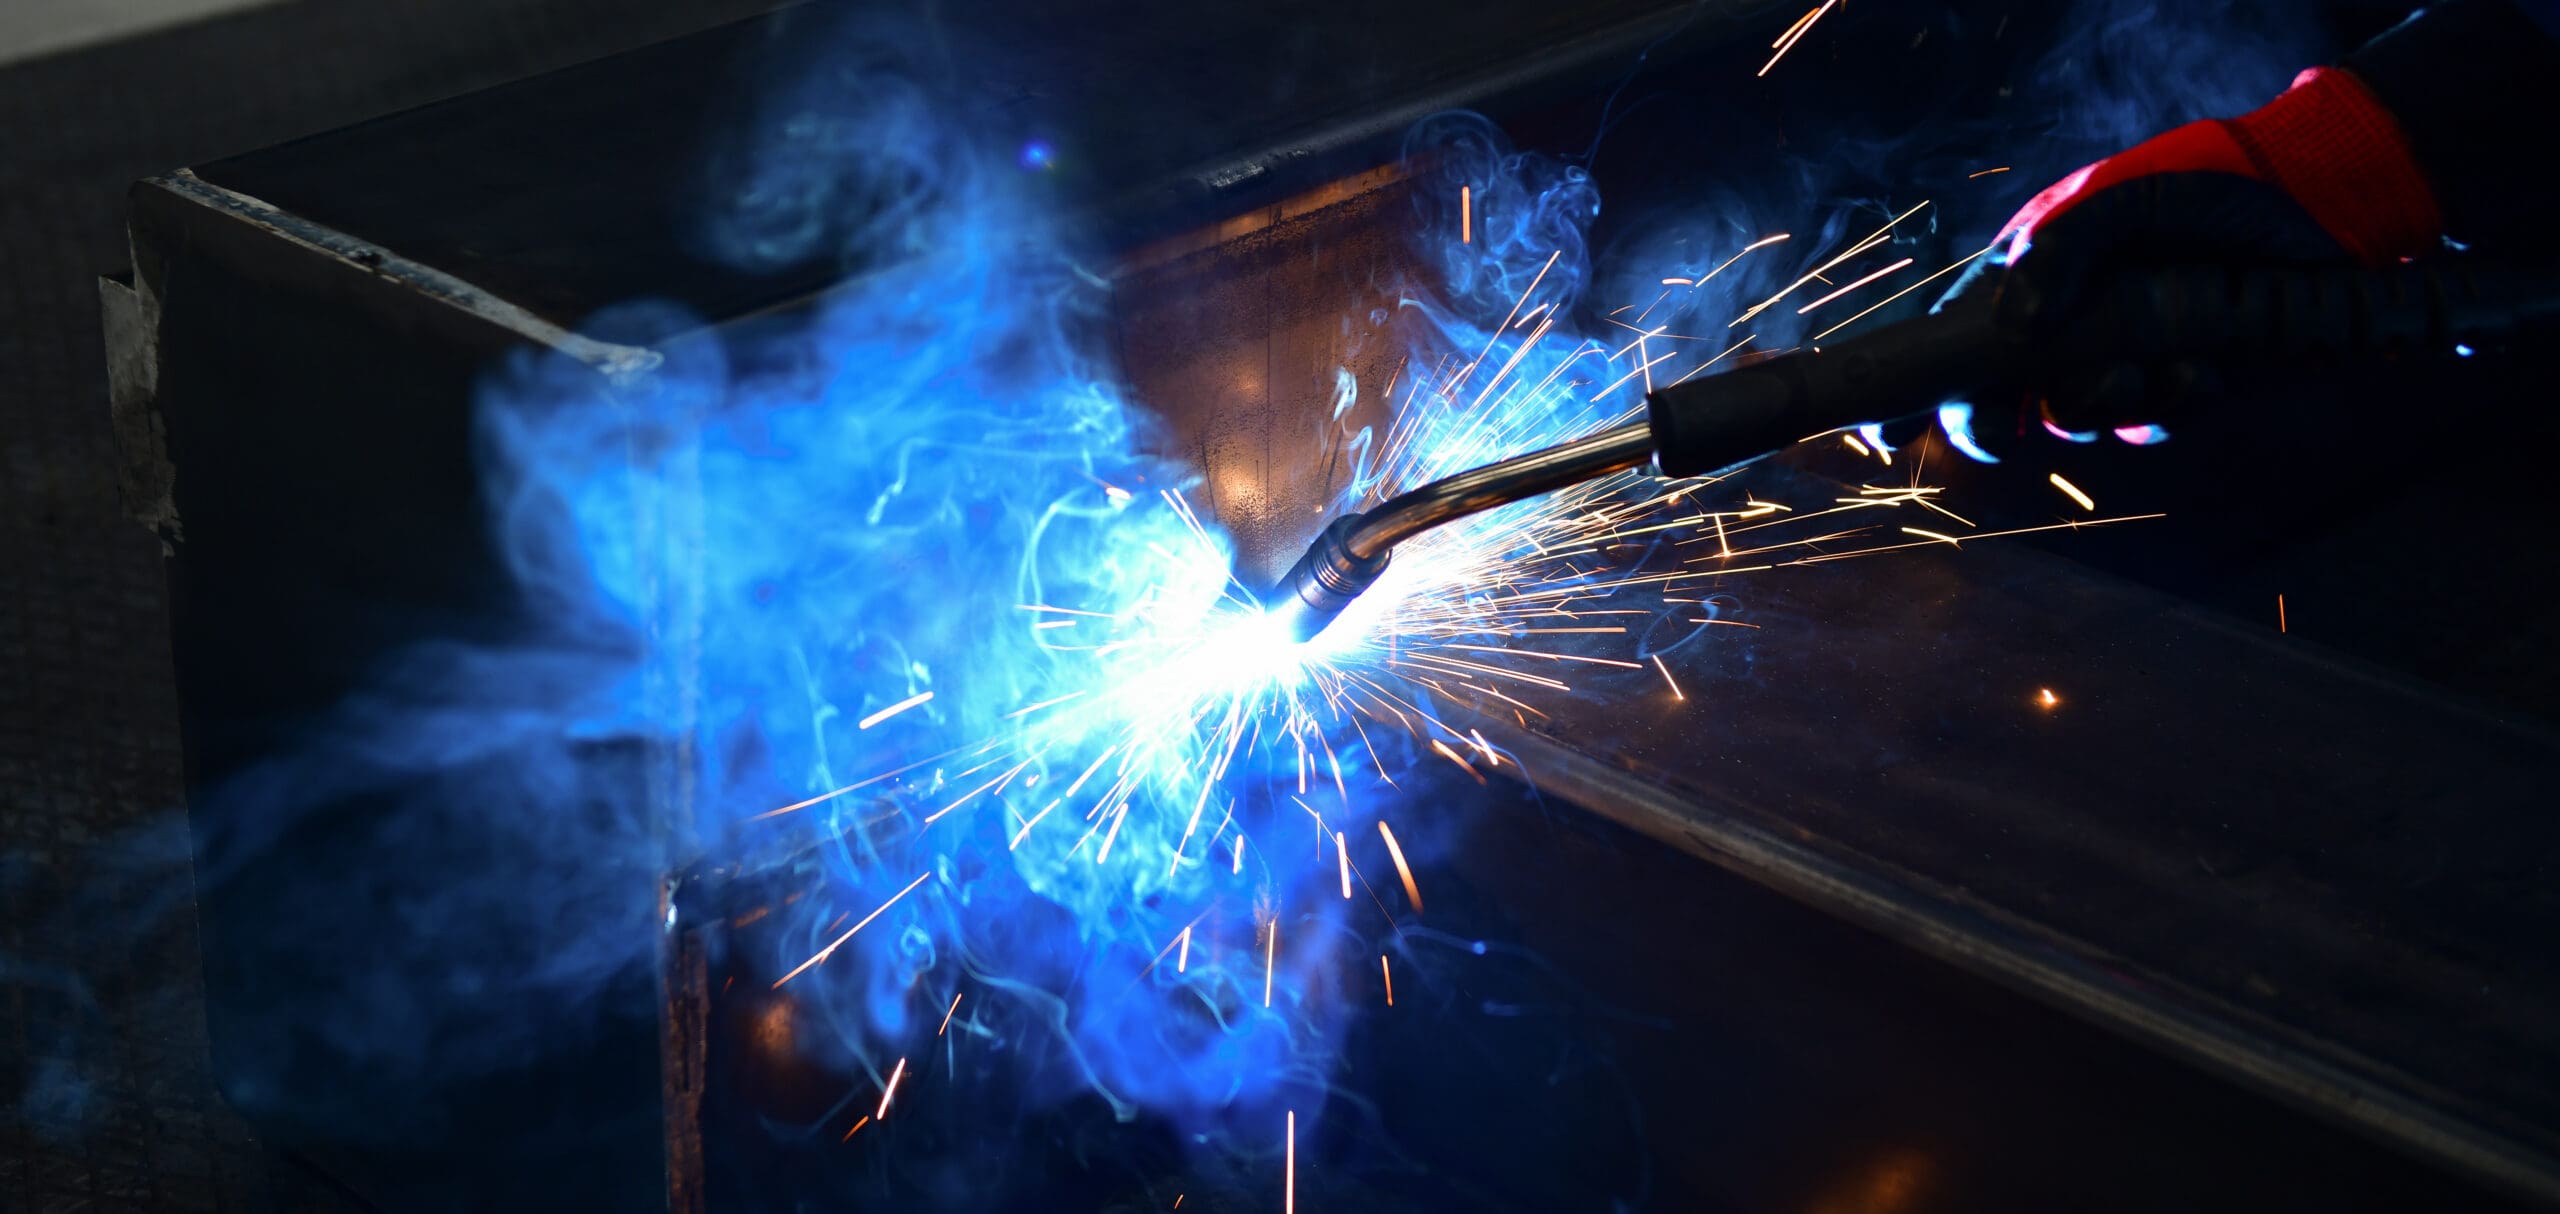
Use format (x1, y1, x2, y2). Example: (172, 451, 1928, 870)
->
(470, 10, 1384, 1184)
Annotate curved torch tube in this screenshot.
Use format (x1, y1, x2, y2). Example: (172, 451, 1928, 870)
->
(1261, 261, 2560, 643)
(1264, 422, 1655, 641)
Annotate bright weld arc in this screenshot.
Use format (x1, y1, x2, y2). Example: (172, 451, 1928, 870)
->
(695, 114, 2175, 1163)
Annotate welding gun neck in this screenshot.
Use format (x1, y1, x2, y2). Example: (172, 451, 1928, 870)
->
(1272, 260, 2560, 642)
(1343, 422, 1656, 559)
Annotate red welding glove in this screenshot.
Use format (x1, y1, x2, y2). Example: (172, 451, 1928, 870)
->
(1931, 64, 2442, 449)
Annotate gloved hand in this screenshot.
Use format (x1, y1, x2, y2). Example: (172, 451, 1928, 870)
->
(1932, 64, 2442, 451)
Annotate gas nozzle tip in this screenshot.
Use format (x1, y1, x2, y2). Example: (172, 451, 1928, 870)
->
(1263, 513, 1391, 643)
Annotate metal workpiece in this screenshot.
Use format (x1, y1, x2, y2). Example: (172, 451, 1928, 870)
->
(1436, 459, 2560, 1205)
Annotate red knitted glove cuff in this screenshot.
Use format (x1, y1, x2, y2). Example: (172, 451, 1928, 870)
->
(2225, 66, 2443, 266)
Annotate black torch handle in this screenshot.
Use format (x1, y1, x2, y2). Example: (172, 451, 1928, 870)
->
(1646, 260, 2560, 479)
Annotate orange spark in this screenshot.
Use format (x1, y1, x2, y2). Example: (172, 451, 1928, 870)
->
(2038, 688, 2061, 709)
(939, 991, 963, 1036)
(1177, 924, 1193, 972)
(1759, 1, 1841, 77)
(841, 1115, 870, 1143)
(2048, 472, 2096, 511)
(1286, 1110, 1297, 1214)
(1336, 831, 1352, 899)
(1734, 201, 1928, 325)
(1381, 954, 1396, 1006)
(1429, 737, 1479, 774)
(1461, 185, 1472, 244)
(1796, 257, 1915, 315)
(923, 754, 1038, 824)
(1263, 918, 1277, 1008)
(875, 1056, 908, 1120)
(1772, 3, 1819, 46)
(1969, 166, 2013, 178)
(1378, 821, 1424, 913)
(1462, 250, 1561, 384)
(749, 746, 966, 820)
(1694, 233, 1793, 290)
(2278, 594, 2288, 634)
(1812, 242, 1996, 340)
(772, 871, 931, 989)
(1651, 653, 1686, 701)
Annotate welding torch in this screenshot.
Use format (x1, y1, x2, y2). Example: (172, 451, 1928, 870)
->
(1265, 260, 2560, 641)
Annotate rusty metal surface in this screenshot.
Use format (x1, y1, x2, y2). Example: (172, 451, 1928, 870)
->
(1432, 459, 2560, 1203)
